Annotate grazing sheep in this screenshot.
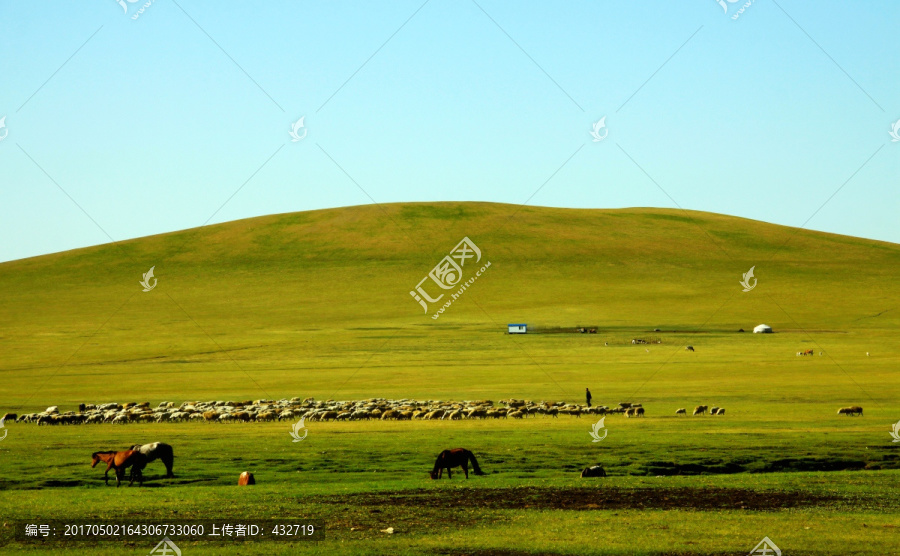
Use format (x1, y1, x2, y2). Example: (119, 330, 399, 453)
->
(278, 410, 295, 421)
(20, 396, 646, 429)
(675, 408, 686, 416)
(693, 405, 708, 416)
(318, 411, 336, 421)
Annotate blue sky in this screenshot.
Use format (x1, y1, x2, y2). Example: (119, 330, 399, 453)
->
(1, 0, 898, 262)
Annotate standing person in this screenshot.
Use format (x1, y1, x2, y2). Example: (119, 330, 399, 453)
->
(585, 388, 592, 408)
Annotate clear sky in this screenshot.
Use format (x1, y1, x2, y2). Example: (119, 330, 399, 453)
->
(1, 1, 898, 262)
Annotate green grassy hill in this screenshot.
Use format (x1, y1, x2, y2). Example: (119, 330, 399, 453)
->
(2, 203, 899, 555)
(1, 202, 897, 407)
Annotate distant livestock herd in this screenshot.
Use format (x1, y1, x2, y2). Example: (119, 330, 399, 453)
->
(8, 398, 635, 425)
(2, 399, 865, 425)
(677, 405, 726, 416)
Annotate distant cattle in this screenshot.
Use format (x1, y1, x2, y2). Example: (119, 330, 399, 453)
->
(837, 406, 863, 416)
(675, 408, 686, 416)
(685, 346, 694, 352)
(693, 405, 708, 416)
(238, 471, 255, 486)
(714, 408, 725, 415)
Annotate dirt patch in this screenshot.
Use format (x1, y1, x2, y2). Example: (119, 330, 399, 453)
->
(432, 551, 733, 556)
(316, 486, 836, 511)
(433, 550, 575, 556)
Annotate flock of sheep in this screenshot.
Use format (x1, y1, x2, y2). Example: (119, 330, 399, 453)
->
(7, 398, 664, 425)
(678, 405, 726, 416)
(4, 399, 867, 426)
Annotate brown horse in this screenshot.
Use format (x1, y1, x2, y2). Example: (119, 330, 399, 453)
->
(430, 448, 485, 479)
(91, 450, 146, 487)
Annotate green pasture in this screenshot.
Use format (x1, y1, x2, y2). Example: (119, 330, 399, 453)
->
(1, 203, 898, 554)
(0, 419, 898, 555)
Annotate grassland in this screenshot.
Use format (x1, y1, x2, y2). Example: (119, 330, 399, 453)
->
(0, 202, 898, 555)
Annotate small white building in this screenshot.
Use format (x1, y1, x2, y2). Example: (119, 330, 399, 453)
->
(753, 324, 773, 333)
(508, 324, 527, 334)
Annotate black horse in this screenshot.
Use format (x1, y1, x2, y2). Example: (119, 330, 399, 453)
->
(130, 442, 175, 478)
(430, 448, 485, 479)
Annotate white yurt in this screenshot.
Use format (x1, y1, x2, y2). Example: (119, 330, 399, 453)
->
(753, 324, 773, 333)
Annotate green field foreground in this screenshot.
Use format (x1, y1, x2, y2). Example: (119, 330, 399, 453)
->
(1, 202, 898, 554)
(0, 419, 899, 555)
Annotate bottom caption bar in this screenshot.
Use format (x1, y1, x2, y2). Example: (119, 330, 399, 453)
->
(14, 520, 321, 543)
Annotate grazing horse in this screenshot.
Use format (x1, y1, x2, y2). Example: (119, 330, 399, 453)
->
(130, 442, 175, 478)
(430, 448, 485, 479)
(91, 450, 146, 487)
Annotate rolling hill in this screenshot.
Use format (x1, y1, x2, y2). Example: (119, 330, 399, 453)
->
(1, 202, 897, 407)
